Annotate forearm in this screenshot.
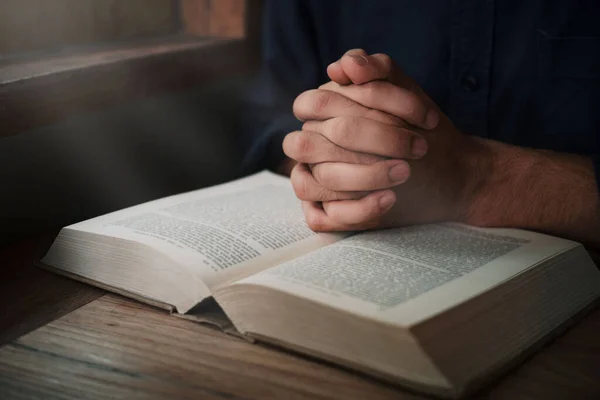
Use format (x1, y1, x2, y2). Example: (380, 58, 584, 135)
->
(466, 138, 600, 249)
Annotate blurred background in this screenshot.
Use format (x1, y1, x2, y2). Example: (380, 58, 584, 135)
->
(0, 0, 262, 245)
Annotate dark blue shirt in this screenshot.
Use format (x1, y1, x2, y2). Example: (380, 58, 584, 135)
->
(240, 0, 600, 188)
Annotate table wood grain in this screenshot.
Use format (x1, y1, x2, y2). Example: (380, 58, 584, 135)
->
(1, 293, 600, 400)
(1, 237, 599, 400)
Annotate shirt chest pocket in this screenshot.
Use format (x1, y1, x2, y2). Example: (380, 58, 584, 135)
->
(536, 33, 600, 153)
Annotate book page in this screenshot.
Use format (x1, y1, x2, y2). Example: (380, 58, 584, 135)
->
(235, 223, 578, 325)
(65, 171, 344, 289)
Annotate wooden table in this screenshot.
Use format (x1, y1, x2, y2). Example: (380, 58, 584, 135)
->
(1, 236, 599, 400)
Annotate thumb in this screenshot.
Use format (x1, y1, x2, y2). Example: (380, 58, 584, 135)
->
(340, 51, 421, 93)
(339, 51, 393, 85)
(326, 61, 352, 85)
(341, 51, 441, 113)
(327, 48, 370, 85)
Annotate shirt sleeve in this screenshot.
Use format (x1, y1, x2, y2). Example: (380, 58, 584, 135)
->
(238, 0, 324, 174)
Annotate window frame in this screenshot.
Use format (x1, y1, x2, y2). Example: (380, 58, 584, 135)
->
(0, 0, 263, 138)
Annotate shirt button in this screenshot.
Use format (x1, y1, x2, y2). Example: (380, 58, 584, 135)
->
(461, 75, 479, 92)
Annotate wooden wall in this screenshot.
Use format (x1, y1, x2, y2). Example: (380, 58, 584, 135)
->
(0, 0, 179, 55)
(0, 0, 260, 244)
(181, 0, 246, 38)
(0, 0, 253, 56)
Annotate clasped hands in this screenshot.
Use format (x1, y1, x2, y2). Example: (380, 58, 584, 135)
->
(284, 49, 492, 232)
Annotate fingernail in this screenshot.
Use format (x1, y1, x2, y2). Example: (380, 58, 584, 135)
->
(425, 108, 439, 129)
(378, 191, 396, 211)
(388, 161, 410, 182)
(348, 54, 368, 66)
(411, 136, 428, 158)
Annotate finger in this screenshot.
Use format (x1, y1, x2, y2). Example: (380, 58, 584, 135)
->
(311, 159, 411, 192)
(339, 52, 393, 85)
(302, 117, 428, 160)
(327, 49, 368, 85)
(301, 190, 395, 232)
(319, 81, 439, 130)
(327, 60, 352, 85)
(283, 130, 384, 165)
(322, 189, 396, 226)
(340, 51, 424, 94)
(340, 52, 418, 89)
(290, 163, 367, 202)
(293, 89, 402, 125)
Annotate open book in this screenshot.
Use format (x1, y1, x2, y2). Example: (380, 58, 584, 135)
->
(41, 171, 600, 398)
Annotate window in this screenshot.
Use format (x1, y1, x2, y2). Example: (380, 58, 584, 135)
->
(0, 0, 261, 137)
(0, 0, 251, 57)
(0, 0, 179, 56)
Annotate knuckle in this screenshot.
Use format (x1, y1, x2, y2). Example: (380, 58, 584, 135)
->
(403, 92, 425, 121)
(328, 117, 352, 145)
(291, 168, 309, 200)
(292, 92, 308, 118)
(296, 132, 313, 157)
(362, 80, 393, 106)
(283, 131, 311, 159)
(312, 90, 332, 114)
(306, 211, 326, 232)
(325, 139, 342, 160)
(328, 189, 347, 202)
(330, 191, 342, 202)
(311, 164, 333, 189)
(310, 164, 324, 184)
(361, 82, 379, 104)
(282, 132, 297, 158)
(316, 187, 332, 202)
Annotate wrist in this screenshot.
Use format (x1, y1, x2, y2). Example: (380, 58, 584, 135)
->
(462, 138, 543, 228)
(458, 137, 512, 226)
